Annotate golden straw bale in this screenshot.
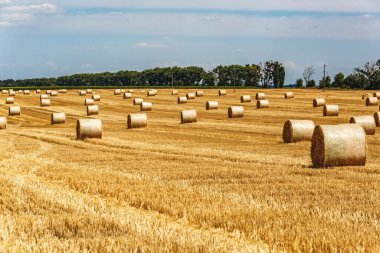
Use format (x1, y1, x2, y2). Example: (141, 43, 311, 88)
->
(181, 110, 197, 124)
(373, 92, 380, 98)
(114, 89, 121, 95)
(92, 94, 101, 101)
(36, 89, 41, 93)
(241, 95, 251, 103)
(86, 89, 93, 93)
(257, 100, 269, 108)
(178, 97, 188, 104)
(313, 98, 326, 107)
(284, 92, 294, 98)
(85, 98, 94, 106)
(87, 105, 99, 116)
(2, 90, 8, 94)
(128, 89, 134, 93)
(128, 113, 147, 129)
(9, 91, 16, 96)
(40, 94, 49, 100)
(228, 106, 244, 118)
(256, 93, 266, 100)
(196, 91, 203, 97)
(219, 90, 227, 96)
(5, 97, 14, 104)
(76, 119, 102, 140)
(186, 93, 196, 99)
(123, 93, 132, 99)
(9, 106, 20, 116)
(79, 90, 87, 96)
(349, 115, 376, 135)
(374, 112, 380, 127)
(40, 98, 51, 106)
(0, 117, 6, 129)
(133, 98, 143, 105)
(140, 102, 152, 111)
(206, 101, 218, 110)
(323, 105, 339, 116)
(50, 91, 58, 96)
(283, 120, 315, 143)
(366, 97, 378, 106)
(172, 90, 178, 95)
(51, 112, 66, 124)
(23, 90, 30, 95)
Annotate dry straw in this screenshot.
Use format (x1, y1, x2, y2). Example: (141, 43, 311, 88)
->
(349, 115, 376, 135)
(181, 109, 197, 124)
(206, 101, 218, 110)
(323, 105, 339, 116)
(9, 106, 20, 116)
(2, 90, 8, 94)
(373, 92, 380, 98)
(79, 90, 87, 96)
(128, 113, 147, 129)
(76, 119, 102, 140)
(186, 93, 196, 99)
(40, 98, 51, 106)
(133, 98, 143, 105)
(228, 106, 244, 118)
(0, 117, 6, 129)
(123, 92, 132, 99)
(87, 105, 99, 116)
(178, 96, 188, 104)
(172, 90, 178, 95)
(219, 90, 227, 96)
(5, 97, 14, 104)
(284, 92, 294, 98)
(196, 91, 204, 97)
(50, 91, 58, 96)
(256, 93, 266, 100)
(374, 112, 380, 127)
(85, 98, 94, 106)
(114, 89, 121, 95)
(283, 120, 315, 143)
(140, 102, 152, 111)
(366, 97, 378, 106)
(313, 98, 326, 107)
(311, 124, 366, 167)
(51, 112, 66, 124)
(92, 94, 101, 101)
(241, 95, 252, 103)
(23, 90, 30, 95)
(257, 100, 269, 108)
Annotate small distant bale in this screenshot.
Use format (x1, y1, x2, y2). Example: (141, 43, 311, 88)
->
(374, 112, 380, 127)
(2, 90, 8, 94)
(140, 90, 145, 94)
(87, 105, 99, 116)
(40, 94, 49, 100)
(85, 98, 94, 106)
(366, 97, 378, 106)
(59, 89, 67, 93)
(9, 91, 16, 96)
(283, 120, 315, 143)
(133, 98, 143, 106)
(196, 91, 204, 97)
(228, 106, 244, 118)
(147, 90, 156, 96)
(23, 90, 30, 95)
(114, 89, 121, 95)
(313, 98, 326, 107)
(206, 101, 218, 110)
(349, 115, 376, 135)
(181, 109, 197, 124)
(311, 124, 366, 168)
(284, 92, 294, 99)
(86, 89, 93, 93)
(6, 97, 14, 104)
(128, 113, 147, 129)
(257, 100, 269, 108)
(9, 106, 20, 116)
(123, 92, 132, 99)
(79, 90, 87, 96)
(255, 93, 266, 100)
(178, 96, 188, 104)
(46, 90, 52, 94)
(50, 91, 58, 96)
(323, 105, 339, 116)
(186, 93, 196, 99)
(373, 92, 380, 98)
(128, 89, 134, 93)
(36, 89, 41, 93)
(219, 90, 227, 96)
(172, 90, 178, 95)
(76, 119, 102, 140)
(241, 95, 252, 103)
(40, 98, 51, 106)
(140, 102, 152, 111)
(0, 117, 6, 129)
(51, 112, 66, 124)
(92, 94, 101, 101)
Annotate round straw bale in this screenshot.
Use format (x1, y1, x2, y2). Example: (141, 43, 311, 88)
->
(86, 89, 93, 93)
(36, 89, 41, 93)
(283, 120, 315, 143)
(219, 89, 227, 96)
(241, 95, 252, 103)
(0, 117, 6, 129)
(147, 90, 156, 96)
(255, 93, 266, 100)
(313, 98, 326, 107)
(9, 91, 16, 96)
(196, 91, 204, 97)
(228, 106, 244, 118)
(172, 90, 178, 95)
(140, 101, 152, 111)
(133, 98, 143, 105)
(92, 94, 101, 101)
(85, 98, 94, 106)
(50, 91, 58, 96)
(23, 90, 30, 95)
(284, 92, 294, 98)
(323, 105, 339, 116)
(127, 113, 147, 129)
(79, 90, 86, 96)
(76, 119, 102, 140)
(186, 92, 196, 99)
(6, 97, 14, 104)
(374, 112, 380, 127)
(311, 124, 366, 167)
(257, 99, 269, 108)
(349, 115, 376, 135)
(114, 89, 121, 95)
(373, 92, 380, 98)
(59, 89, 67, 93)
(2, 90, 8, 94)
(46, 90, 51, 94)
(51, 112, 66, 124)
(9, 106, 20, 116)
(40, 98, 51, 106)
(40, 94, 49, 100)
(178, 96, 187, 104)
(87, 105, 99, 116)
(128, 89, 134, 93)
(206, 101, 218, 110)
(366, 97, 378, 106)
(123, 92, 132, 99)
(181, 109, 197, 124)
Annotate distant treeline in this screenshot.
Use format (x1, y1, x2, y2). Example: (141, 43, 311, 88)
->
(0, 61, 285, 88)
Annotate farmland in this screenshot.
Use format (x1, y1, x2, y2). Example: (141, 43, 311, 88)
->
(0, 89, 379, 252)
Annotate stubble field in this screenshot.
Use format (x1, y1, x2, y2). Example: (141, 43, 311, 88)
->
(0, 88, 379, 252)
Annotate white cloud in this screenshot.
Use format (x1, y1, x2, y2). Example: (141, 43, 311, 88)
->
(203, 16, 221, 22)
(80, 63, 93, 68)
(1, 3, 56, 13)
(284, 60, 297, 70)
(136, 42, 163, 48)
(0, 20, 10, 26)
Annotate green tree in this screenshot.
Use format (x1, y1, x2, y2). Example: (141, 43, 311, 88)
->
(319, 76, 331, 89)
(296, 79, 303, 88)
(307, 80, 316, 87)
(332, 72, 345, 87)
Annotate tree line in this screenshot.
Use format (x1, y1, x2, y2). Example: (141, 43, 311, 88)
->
(0, 61, 285, 88)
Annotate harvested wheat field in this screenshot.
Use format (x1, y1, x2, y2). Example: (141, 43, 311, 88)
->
(0, 88, 379, 252)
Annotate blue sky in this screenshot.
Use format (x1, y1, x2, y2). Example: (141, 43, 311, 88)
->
(1, 0, 380, 84)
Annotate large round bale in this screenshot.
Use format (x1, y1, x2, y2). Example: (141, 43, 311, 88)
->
(283, 120, 315, 143)
(133, 98, 143, 106)
(219, 89, 227, 96)
(2, 90, 8, 94)
(85, 98, 94, 106)
(40, 98, 51, 106)
(181, 109, 197, 124)
(257, 99, 269, 108)
(127, 113, 147, 129)
(206, 101, 218, 110)
(50, 91, 58, 96)
(40, 94, 49, 100)
(87, 105, 99, 116)
(366, 97, 378, 106)
(313, 98, 326, 107)
(5, 97, 14, 104)
(0, 117, 6, 129)
(255, 93, 266, 100)
(140, 102, 152, 111)
(23, 90, 30, 95)
(284, 92, 294, 99)
(373, 92, 380, 98)
(311, 124, 366, 168)
(178, 96, 188, 104)
(172, 90, 178, 95)
(123, 92, 132, 99)
(228, 106, 244, 118)
(241, 95, 252, 103)
(186, 92, 196, 99)
(86, 89, 93, 93)
(9, 91, 16, 96)
(79, 90, 87, 96)
(196, 91, 204, 97)
(114, 89, 121, 95)
(51, 112, 66, 124)
(76, 119, 102, 140)
(374, 112, 380, 127)
(9, 106, 20, 116)
(92, 94, 101, 101)
(349, 115, 376, 135)
(128, 89, 134, 93)
(323, 105, 339, 116)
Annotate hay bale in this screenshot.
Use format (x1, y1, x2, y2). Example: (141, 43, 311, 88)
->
(373, 92, 380, 98)
(349, 115, 376, 135)
(186, 93, 196, 99)
(284, 92, 294, 98)
(23, 90, 30, 95)
(120, 89, 126, 93)
(178, 96, 188, 104)
(196, 91, 204, 97)
(76, 119, 102, 140)
(181, 109, 197, 124)
(172, 90, 178, 95)
(5, 97, 14, 104)
(2, 90, 8, 94)
(228, 106, 244, 118)
(128, 89, 134, 93)
(40, 98, 51, 106)
(313, 98, 326, 107)
(40, 94, 49, 100)
(51, 112, 66, 124)
(85, 98, 95, 106)
(311, 124, 366, 167)
(374, 112, 380, 127)
(59, 89, 67, 93)
(323, 105, 339, 116)
(9, 106, 20, 116)
(0, 117, 6, 129)
(255, 93, 266, 100)
(46, 90, 51, 94)
(50, 91, 58, 96)
(366, 97, 378, 106)
(114, 89, 121, 95)
(92, 94, 101, 101)
(87, 105, 99, 116)
(241, 95, 252, 103)
(86, 89, 93, 93)
(36, 89, 41, 93)
(147, 90, 156, 96)
(79, 90, 87, 96)
(283, 120, 315, 143)
(206, 101, 218, 110)
(257, 100, 269, 108)
(9, 91, 16, 96)
(123, 92, 132, 99)
(127, 113, 147, 129)
(219, 90, 227, 96)
(133, 98, 143, 106)
(140, 102, 152, 111)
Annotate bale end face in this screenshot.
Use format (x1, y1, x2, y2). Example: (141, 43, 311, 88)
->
(76, 119, 102, 140)
(374, 112, 380, 127)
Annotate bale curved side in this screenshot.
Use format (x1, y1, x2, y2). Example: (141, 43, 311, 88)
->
(76, 119, 102, 140)
(283, 120, 315, 143)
